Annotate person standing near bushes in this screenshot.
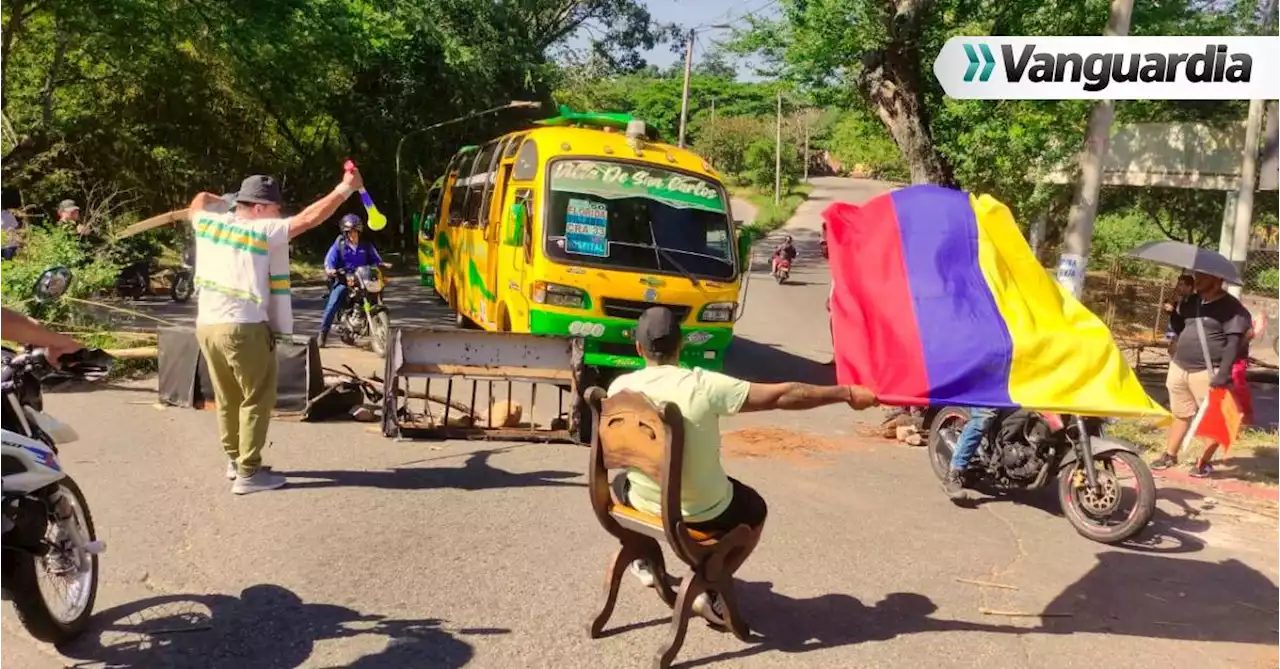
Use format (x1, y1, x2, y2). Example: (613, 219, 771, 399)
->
(188, 165, 363, 495)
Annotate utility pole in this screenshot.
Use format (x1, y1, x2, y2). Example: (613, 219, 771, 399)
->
(775, 90, 783, 205)
(676, 24, 731, 150)
(1054, 0, 1135, 298)
(1224, 0, 1277, 297)
(678, 28, 695, 149)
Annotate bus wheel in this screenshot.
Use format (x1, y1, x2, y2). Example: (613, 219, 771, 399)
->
(498, 306, 511, 332)
(451, 287, 476, 330)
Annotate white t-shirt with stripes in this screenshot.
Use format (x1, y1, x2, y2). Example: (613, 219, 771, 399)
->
(192, 211, 291, 326)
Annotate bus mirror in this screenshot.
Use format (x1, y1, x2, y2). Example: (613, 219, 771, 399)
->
(506, 201, 527, 247)
(736, 227, 756, 271)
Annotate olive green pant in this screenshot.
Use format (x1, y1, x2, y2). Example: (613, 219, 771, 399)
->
(195, 323, 276, 477)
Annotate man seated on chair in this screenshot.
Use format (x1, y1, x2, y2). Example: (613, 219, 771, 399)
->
(607, 306, 878, 626)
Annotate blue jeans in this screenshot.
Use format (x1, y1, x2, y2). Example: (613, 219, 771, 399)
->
(950, 408, 996, 471)
(320, 284, 349, 334)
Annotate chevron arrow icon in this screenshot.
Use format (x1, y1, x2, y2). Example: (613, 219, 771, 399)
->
(962, 43, 997, 82)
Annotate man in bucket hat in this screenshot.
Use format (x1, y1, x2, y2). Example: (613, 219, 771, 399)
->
(187, 166, 363, 494)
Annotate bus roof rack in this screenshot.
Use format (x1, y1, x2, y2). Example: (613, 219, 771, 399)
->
(534, 105, 663, 141)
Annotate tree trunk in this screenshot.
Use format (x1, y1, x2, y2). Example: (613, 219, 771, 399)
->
(857, 0, 956, 186)
(1, 0, 30, 109)
(38, 13, 69, 129)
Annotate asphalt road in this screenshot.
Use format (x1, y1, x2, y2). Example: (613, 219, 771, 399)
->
(4, 177, 1277, 669)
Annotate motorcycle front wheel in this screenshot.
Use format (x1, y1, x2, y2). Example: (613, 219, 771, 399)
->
(1058, 450, 1156, 544)
(369, 310, 390, 357)
(7, 475, 100, 645)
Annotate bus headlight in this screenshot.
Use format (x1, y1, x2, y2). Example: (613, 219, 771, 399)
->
(699, 302, 736, 322)
(532, 281, 589, 309)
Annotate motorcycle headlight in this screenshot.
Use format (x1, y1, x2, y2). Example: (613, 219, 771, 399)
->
(699, 302, 736, 323)
(531, 281, 589, 309)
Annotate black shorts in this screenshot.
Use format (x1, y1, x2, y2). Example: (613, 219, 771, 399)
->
(611, 473, 768, 534)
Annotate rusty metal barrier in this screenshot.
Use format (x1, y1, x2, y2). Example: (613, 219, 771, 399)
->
(381, 327, 584, 442)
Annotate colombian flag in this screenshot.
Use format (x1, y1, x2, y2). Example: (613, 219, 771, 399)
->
(824, 185, 1168, 418)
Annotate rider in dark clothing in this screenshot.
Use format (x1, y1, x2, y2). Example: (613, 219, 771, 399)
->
(772, 235, 797, 273)
(318, 214, 387, 347)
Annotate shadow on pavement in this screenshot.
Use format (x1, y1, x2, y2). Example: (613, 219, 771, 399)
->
(58, 584, 507, 668)
(1119, 487, 1214, 555)
(725, 337, 834, 386)
(1038, 552, 1279, 645)
(282, 449, 583, 492)
(678, 582, 1019, 668)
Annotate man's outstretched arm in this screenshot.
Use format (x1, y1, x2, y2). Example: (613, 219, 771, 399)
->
(740, 382, 877, 413)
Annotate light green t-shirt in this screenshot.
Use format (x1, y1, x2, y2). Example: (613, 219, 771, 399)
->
(607, 365, 751, 523)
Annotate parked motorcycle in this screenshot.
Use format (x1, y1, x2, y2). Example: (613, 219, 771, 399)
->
(330, 265, 391, 356)
(115, 260, 193, 303)
(772, 257, 792, 284)
(2, 268, 115, 645)
(925, 407, 1156, 544)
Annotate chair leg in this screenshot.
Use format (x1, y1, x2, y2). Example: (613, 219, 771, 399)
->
(655, 576, 702, 669)
(648, 541, 678, 608)
(589, 546, 633, 639)
(712, 578, 751, 642)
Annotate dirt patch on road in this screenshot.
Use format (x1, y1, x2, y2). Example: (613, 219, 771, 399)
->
(722, 427, 842, 466)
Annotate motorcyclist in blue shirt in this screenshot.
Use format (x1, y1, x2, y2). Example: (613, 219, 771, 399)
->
(318, 214, 388, 347)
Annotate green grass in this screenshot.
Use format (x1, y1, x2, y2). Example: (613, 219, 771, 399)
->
(731, 183, 814, 239)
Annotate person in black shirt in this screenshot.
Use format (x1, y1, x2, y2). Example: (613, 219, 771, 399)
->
(1152, 271, 1252, 476)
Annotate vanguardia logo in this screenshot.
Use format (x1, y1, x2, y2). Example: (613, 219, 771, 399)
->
(1000, 44, 1252, 92)
(963, 44, 996, 82)
(933, 37, 1279, 101)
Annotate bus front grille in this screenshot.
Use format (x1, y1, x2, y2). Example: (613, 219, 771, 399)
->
(601, 299, 692, 322)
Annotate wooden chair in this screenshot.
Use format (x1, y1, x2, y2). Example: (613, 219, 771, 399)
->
(584, 387, 759, 669)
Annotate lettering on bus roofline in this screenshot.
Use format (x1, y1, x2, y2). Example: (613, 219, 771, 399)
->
(550, 160, 725, 213)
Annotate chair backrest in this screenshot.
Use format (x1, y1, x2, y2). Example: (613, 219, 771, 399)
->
(584, 387, 688, 539)
(595, 389, 672, 482)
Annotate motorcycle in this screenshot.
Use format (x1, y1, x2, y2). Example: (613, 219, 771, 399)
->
(771, 256, 792, 284)
(3, 267, 115, 645)
(115, 259, 193, 303)
(925, 407, 1156, 544)
(329, 265, 391, 357)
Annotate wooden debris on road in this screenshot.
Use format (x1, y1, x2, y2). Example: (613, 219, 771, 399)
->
(978, 608, 1072, 618)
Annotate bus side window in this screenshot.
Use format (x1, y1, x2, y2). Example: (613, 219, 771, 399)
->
(478, 138, 508, 236)
(512, 141, 538, 181)
(447, 152, 475, 228)
(464, 142, 498, 228)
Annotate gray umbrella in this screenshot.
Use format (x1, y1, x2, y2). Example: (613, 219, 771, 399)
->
(1127, 240, 1242, 284)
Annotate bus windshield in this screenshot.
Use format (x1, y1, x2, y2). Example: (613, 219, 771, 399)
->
(544, 159, 736, 281)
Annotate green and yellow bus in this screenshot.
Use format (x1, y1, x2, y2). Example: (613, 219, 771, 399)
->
(417, 110, 751, 374)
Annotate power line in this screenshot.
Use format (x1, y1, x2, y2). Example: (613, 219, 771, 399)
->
(694, 0, 779, 30)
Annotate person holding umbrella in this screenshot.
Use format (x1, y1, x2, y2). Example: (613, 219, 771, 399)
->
(1130, 242, 1252, 476)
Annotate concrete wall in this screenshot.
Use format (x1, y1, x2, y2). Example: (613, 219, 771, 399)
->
(1044, 119, 1279, 192)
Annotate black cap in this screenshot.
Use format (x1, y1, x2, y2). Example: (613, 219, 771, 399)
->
(636, 306, 681, 357)
(233, 175, 284, 206)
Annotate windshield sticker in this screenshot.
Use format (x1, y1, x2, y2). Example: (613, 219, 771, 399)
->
(565, 198, 609, 257)
(551, 161, 726, 214)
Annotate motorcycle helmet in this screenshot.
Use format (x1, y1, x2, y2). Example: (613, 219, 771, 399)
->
(340, 214, 364, 233)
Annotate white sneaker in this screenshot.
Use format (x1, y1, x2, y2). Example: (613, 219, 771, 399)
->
(629, 560, 656, 588)
(227, 462, 270, 481)
(692, 592, 725, 626)
(231, 469, 286, 495)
